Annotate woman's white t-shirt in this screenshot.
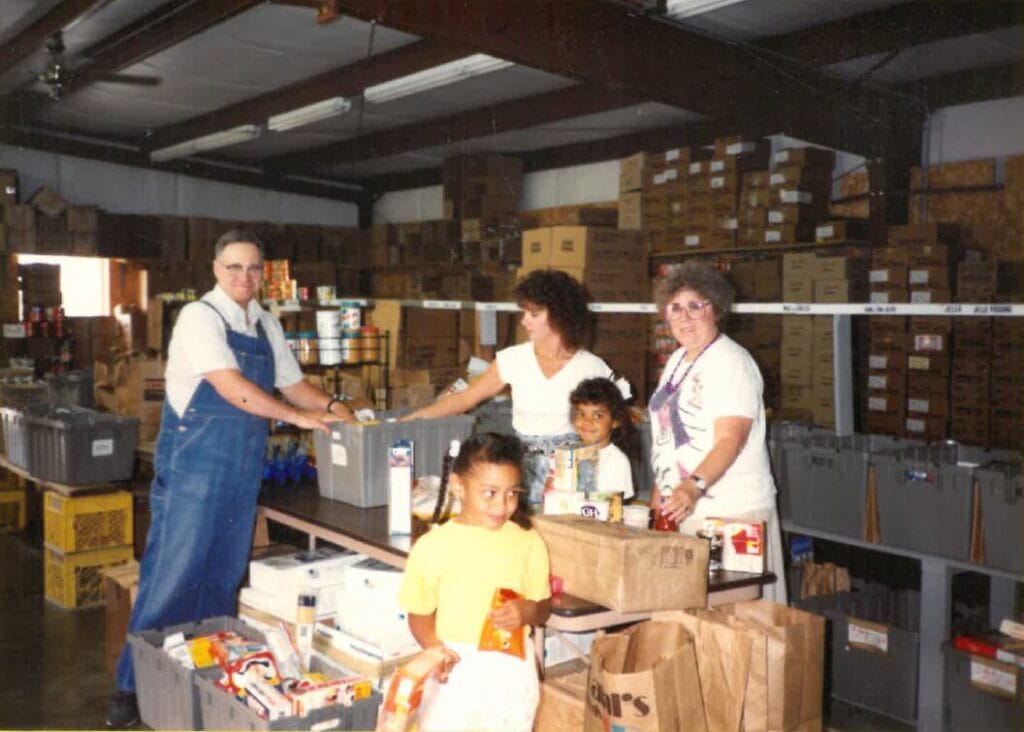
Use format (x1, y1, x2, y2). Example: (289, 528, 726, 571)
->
(495, 342, 612, 436)
(649, 334, 775, 517)
(598, 443, 634, 499)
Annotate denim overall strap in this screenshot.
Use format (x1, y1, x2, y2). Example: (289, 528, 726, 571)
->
(117, 300, 277, 692)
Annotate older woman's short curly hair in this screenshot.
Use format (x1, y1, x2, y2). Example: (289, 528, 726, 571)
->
(514, 269, 592, 351)
(655, 259, 735, 325)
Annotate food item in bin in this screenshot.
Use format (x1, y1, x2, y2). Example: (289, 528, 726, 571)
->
(478, 588, 525, 659)
(377, 645, 452, 732)
(216, 650, 282, 696)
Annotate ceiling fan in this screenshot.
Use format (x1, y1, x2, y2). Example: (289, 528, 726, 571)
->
(35, 31, 162, 100)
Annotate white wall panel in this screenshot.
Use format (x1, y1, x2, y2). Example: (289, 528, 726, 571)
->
(0, 144, 358, 225)
(924, 95, 1024, 165)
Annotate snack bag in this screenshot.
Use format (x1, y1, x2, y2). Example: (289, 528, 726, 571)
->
(377, 646, 451, 732)
(478, 588, 525, 659)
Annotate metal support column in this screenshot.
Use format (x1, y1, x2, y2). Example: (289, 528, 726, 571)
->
(918, 557, 953, 732)
(832, 314, 855, 437)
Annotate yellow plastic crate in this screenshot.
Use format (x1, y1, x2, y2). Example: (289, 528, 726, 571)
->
(44, 545, 133, 609)
(44, 490, 133, 553)
(0, 489, 26, 532)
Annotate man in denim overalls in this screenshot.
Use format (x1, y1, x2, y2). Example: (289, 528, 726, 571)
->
(107, 229, 354, 727)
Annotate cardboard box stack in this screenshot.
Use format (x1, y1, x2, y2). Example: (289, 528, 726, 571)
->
(444, 154, 525, 265)
(950, 263, 993, 444)
(520, 226, 649, 302)
(864, 315, 908, 438)
(368, 300, 460, 379)
(684, 137, 769, 252)
(991, 318, 1024, 450)
(622, 149, 688, 253)
(617, 152, 648, 232)
(765, 147, 834, 246)
(592, 313, 652, 400)
(905, 316, 951, 441)
(737, 169, 772, 248)
(727, 258, 783, 410)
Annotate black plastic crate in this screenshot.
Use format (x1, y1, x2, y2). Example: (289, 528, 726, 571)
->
(26, 406, 138, 484)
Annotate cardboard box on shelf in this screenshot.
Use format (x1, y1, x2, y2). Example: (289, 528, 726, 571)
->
(888, 223, 959, 248)
(813, 279, 855, 303)
(532, 515, 708, 612)
(619, 153, 648, 193)
(814, 219, 870, 243)
(617, 192, 644, 231)
(871, 247, 913, 268)
(764, 223, 814, 244)
(908, 266, 951, 288)
(904, 415, 948, 441)
(907, 352, 951, 375)
(869, 286, 910, 304)
(867, 370, 906, 392)
(813, 255, 866, 281)
(909, 288, 953, 304)
(773, 146, 836, 169)
(767, 203, 825, 225)
(866, 412, 904, 437)
(783, 278, 813, 303)
(369, 300, 460, 371)
(769, 164, 832, 189)
(907, 245, 953, 269)
(108, 354, 165, 442)
(869, 264, 908, 286)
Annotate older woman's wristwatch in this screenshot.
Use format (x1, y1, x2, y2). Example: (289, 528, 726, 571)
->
(691, 474, 708, 497)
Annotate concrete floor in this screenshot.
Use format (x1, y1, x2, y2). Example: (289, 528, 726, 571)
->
(0, 531, 116, 730)
(0, 527, 911, 732)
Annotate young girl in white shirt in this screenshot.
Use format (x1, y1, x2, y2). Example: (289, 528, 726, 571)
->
(569, 377, 637, 499)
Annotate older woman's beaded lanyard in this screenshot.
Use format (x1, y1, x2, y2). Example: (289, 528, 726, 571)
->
(662, 333, 720, 395)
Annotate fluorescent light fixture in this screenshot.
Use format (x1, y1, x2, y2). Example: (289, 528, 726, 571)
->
(267, 96, 352, 132)
(150, 124, 262, 162)
(664, 0, 746, 19)
(363, 53, 514, 104)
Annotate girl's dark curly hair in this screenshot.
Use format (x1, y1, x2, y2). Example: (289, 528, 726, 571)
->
(514, 269, 592, 351)
(452, 432, 532, 529)
(569, 377, 638, 460)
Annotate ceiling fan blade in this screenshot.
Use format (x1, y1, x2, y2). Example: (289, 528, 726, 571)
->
(93, 73, 162, 87)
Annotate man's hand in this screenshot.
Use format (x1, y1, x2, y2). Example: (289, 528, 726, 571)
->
(289, 409, 335, 434)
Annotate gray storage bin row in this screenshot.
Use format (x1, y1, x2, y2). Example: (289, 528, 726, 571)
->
(315, 410, 475, 507)
(130, 616, 380, 731)
(773, 422, 1024, 569)
(944, 646, 1024, 732)
(796, 586, 921, 724)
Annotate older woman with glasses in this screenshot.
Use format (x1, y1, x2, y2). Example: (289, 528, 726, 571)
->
(648, 259, 785, 603)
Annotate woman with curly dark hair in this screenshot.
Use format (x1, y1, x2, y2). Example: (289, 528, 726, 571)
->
(406, 269, 612, 504)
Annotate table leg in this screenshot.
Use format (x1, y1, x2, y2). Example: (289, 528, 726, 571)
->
(918, 557, 952, 732)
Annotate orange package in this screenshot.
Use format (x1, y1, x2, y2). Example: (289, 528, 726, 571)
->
(478, 588, 525, 659)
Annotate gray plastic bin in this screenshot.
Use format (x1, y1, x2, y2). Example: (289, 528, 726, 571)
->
(26, 406, 139, 484)
(871, 443, 987, 560)
(195, 654, 381, 730)
(314, 410, 475, 507)
(944, 646, 1024, 731)
(129, 616, 262, 730)
(469, 398, 513, 435)
(0, 403, 50, 469)
(799, 587, 920, 724)
(975, 461, 1024, 574)
(770, 422, 833, 524)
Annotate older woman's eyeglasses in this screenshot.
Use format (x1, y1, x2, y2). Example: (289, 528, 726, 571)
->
(666, 300, 711, 319)
(220, 263, 264, 277)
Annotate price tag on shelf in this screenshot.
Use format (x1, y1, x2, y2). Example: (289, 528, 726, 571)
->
(421, 300, 462, 310)
(847, 618, 889, 655)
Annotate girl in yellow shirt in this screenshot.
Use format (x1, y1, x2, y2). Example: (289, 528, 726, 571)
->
(398, 433, 551, 732)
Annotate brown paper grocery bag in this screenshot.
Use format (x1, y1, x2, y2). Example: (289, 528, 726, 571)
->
(723, 601, 825, 732)
(656, 609, 753, 732)
(584, 621, 707, 732)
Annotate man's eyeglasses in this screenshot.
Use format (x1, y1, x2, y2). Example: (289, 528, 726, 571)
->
(666, 300, 712, 319)
(220, 263, 264, 277)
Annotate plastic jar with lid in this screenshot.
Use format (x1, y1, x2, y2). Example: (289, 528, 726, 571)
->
(340, 329, 360, 365)
(359, 326, 380, 363)
(297, 331, 318, 366)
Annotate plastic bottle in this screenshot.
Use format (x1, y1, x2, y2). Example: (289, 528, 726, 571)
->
(653, 488, 679, 532)
(295, 589, 317, 672)
(432, 439, 461, 524)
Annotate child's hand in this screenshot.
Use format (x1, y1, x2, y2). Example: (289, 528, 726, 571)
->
(488, 599, 530, 631)
(433, 645, 461, 683)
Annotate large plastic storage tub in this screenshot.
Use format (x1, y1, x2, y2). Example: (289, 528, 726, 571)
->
(769, 421, 833, 524)
(314, 410, 474, 507)
(975, 461, 1024, 574)
(871, 444, 988, 560)
(0, 403, 50, 469)
(797, 586, 920, 724)
(944, 646, 1023, 731)
(195, 654, 381, 730)
(26, 406, 138, 484)
(129, 616, 261, 730)
(469, 398, 513, 435)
